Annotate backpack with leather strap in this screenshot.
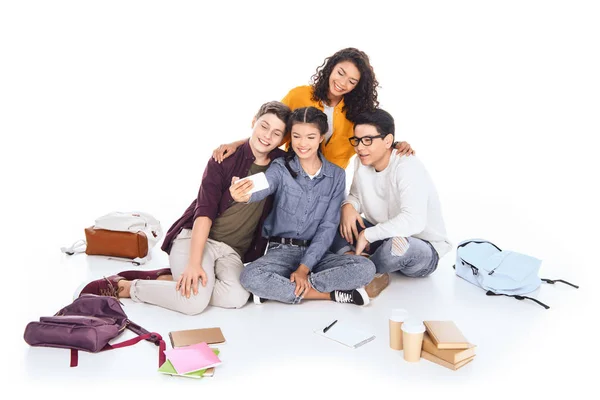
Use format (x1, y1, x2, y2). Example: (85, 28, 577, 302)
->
(24, 294, 166, 367)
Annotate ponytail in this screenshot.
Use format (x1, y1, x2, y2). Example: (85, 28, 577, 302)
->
(284, 146, 298, 178)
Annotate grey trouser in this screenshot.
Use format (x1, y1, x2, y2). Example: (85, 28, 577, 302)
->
(129, 229, 249, 315)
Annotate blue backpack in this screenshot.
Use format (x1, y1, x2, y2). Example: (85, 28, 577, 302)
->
(454, 239, 578, 309)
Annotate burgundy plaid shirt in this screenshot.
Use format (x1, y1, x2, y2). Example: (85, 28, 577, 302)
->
(161, 141, 285, 263)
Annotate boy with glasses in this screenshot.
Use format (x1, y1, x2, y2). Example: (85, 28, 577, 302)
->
(330, 109, 451, 298)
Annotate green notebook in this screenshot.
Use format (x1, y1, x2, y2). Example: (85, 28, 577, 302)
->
(158, 348, 220, 379)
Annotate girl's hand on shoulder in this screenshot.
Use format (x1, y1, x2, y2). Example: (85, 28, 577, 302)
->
(229, 176, 253, 203)
(212, 143, 237, 164)
(394, 141, 415, 156)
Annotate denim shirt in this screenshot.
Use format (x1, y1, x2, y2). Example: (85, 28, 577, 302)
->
(249, 155, 346, 270)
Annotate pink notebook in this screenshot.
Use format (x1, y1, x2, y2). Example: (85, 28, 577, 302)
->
(164, 342, 222, 374)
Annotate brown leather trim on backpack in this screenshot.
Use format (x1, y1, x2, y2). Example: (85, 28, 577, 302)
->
(84, 226, 149, 259)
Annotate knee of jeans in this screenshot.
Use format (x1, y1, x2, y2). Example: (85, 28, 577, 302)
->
(402, 263, 437, 278)
(390, 237, 410, 257)
(362, 260, 377, 283)
(349, 257, 376, 284)
(240, 267, 259, 292)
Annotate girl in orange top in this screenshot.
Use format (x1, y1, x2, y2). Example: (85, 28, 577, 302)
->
(213, 47, 414, 170)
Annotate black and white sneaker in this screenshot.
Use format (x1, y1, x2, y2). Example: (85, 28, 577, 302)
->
(251, 293, 267, 305)
(330, 287, 370, 306)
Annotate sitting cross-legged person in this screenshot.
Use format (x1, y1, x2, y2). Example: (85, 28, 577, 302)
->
(330, 109, 451, 298)
(231, 107, 375, 306)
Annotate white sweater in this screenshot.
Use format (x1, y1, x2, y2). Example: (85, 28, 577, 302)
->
(344, 154, 452, 258)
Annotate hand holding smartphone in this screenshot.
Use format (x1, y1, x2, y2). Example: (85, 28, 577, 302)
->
(235, 172, 269, 194)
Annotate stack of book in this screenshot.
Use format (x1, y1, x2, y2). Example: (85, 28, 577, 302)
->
(158, 327, 226, 379)
(421, 321, 476, 371)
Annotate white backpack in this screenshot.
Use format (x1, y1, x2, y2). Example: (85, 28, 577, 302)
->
(61, 211, 164, 265)
(94, 211, 163, 250)
(454, 239, 578, 309)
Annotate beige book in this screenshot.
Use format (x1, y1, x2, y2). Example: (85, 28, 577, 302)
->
(169, 327, 226, 348)
(421, 350, 475, 371)
(422, 333, 476, 364)
(423, 321, 470, 349)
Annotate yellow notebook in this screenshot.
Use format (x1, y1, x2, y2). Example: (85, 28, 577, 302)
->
(422, 333, 476, 364)
(423, 321, 470, 350)
(421, 350, 475, 371)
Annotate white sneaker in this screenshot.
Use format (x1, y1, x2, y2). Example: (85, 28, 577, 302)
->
(252, 293, 267, 305)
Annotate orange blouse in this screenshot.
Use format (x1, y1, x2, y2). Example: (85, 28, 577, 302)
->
(281, 85, 356, 170)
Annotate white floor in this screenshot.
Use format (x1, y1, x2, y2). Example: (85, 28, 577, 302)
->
(11, 242, 593, 399)
(3, 1, 599, 398)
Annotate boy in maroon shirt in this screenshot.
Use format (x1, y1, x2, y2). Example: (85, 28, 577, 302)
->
(75, 102, 291, 315)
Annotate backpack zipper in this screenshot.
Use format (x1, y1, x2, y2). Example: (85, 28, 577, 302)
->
(460, 258, 479, 276)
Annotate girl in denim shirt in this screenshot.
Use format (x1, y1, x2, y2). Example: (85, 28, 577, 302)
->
(230, 107, 375, 306)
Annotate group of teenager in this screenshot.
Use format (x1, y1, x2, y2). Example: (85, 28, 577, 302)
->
(77, 48, 451, 314)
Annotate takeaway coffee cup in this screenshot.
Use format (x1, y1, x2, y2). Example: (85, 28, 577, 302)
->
(389, 309, 409, 350)
(401, 319, 426, 362)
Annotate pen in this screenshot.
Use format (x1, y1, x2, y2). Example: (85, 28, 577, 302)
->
(323, 319, 338, 333)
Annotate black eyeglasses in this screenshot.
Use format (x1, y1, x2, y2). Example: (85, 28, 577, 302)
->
(348, 134, 387, 147)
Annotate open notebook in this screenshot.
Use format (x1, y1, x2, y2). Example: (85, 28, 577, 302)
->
(314, 320, 375, 349)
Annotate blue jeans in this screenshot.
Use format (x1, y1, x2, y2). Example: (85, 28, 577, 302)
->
(240, 243, 375, 304)
(330, 220, 439, 278)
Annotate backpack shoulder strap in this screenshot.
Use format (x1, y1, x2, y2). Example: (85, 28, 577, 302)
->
(541, 278, 579, 289)
(60, 240, 86, 255)
(485, 290, 550, 309)
(103, 332, 166, 367)
(69, 321, 166, 368)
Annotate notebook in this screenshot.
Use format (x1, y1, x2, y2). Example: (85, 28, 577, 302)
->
(169, 327, 226, 348)
(423, 321, 470, 350)
(314, 320, 375, 349)
(163, 342, 222, 374)
(158, 349, 220, 379)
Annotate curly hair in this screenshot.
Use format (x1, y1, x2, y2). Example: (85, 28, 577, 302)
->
(284, 107, 328, 178)
(310, 48, 379, 122)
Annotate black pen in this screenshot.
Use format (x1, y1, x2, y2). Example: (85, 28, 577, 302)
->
(323, 319, 338, 333)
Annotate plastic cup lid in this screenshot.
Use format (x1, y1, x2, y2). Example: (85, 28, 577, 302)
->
(390, 308, 409, 322)
(401, 319, 426, 334)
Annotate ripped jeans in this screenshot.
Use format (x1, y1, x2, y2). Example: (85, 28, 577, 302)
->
(330, 220, 439, 277)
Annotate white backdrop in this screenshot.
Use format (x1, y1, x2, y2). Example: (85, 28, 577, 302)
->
(1, 0, 598, 397)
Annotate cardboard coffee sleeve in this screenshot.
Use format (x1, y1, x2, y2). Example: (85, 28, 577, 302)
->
(401, 319, 426, 362)
(389, 309, 409, 350)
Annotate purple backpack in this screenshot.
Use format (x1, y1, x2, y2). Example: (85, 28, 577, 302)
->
(24, 294, 166, 367)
